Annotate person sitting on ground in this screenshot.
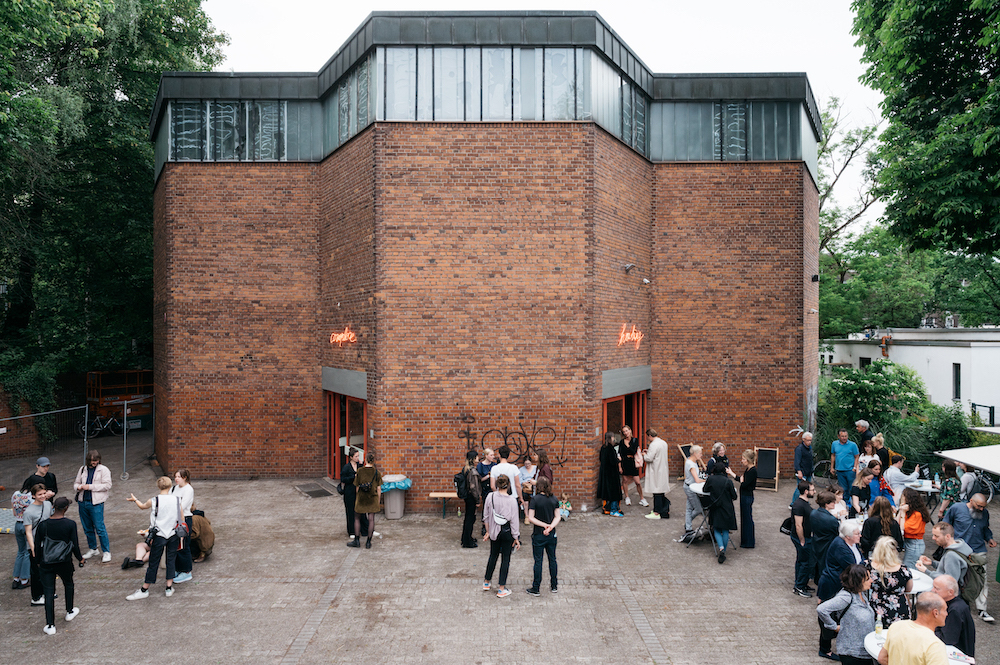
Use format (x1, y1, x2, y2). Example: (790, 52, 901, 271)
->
(883, 455, 920, 499)
(932, 574, 975, 658)
(877, 592, 949, 665)
(869, 535, 913, 627)
(860, 496, 903, 557)
(704, 461, 737, 564)
(816, 563, 876, 664)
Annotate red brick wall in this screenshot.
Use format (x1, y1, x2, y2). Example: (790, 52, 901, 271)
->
(153, 163, 323, 478)
(0, 391, 41, 461)
(650, 161, 817, 478)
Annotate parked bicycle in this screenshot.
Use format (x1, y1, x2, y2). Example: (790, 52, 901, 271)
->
(75, 413, 123, 438)
(967, 468, 999, 504)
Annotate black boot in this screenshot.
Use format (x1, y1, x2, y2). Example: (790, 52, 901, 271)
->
(347, 539, 360, 548)
(365, 536, 372, 549)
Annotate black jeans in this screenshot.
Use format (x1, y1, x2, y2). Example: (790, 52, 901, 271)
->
(29, 550, 43, 600)
(484, 529, 514, 586)
(461, 495, 478, 546)
(175, 515, 194, 574)
(530, 531, 558, 591)
(145, 533, 179, 586)
(818, 617, 838, 654)
(791, 536, 814, 590)
(652, 493, 670, 516)
(41, 561, 74, 626)
(739, 494, 755, 548)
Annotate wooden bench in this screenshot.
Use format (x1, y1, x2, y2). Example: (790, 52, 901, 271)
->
(429, 491, 459, 518)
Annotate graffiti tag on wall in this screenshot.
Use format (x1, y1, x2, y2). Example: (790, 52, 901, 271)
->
(457, 415, 571, 468)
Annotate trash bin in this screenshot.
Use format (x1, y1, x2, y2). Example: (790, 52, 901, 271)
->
(382, 474, 411, 520)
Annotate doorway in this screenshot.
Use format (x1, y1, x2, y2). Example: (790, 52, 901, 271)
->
(325, 391, 367, 479)
(603, 391, 647, 445)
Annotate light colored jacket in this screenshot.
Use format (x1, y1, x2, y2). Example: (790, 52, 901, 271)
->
(73, 464, 112, 505)
(643, 437, 670, 494)
(483, 491, 520, 542)
(817, 589, 876, 658)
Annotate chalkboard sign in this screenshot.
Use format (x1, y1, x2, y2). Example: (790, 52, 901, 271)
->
(676, 444, 693, 480)
(755, 447, 779, 492)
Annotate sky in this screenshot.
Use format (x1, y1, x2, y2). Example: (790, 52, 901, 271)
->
(200, 0, 883, 221)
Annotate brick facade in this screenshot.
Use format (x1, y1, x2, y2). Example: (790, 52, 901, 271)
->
(153, 122, 819, 511)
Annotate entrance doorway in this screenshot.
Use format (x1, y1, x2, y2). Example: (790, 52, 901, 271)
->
(602, 391, 647, 445)
(325, 391, 367, 479)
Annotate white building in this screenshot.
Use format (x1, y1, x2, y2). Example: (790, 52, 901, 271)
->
(825, 328, 1000, 425)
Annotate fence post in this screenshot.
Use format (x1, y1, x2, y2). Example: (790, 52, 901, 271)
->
(83, 403, 89, 462)
(122, 400, 128, 480)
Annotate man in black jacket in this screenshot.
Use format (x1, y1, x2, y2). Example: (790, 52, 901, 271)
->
(34, 497, 84, 635)
(791, 432, 813, 505)
(811, 491, 841, 585)
(933, 575, 975, 657)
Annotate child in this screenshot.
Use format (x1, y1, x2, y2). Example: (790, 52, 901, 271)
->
(559, 493, 572, 520)
(830, 486, 849, 520)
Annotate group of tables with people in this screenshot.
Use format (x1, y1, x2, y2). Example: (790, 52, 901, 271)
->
(9, 454, 215, 635)
(788, 422, 995, 664)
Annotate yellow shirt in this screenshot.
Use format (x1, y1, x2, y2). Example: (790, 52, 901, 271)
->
(882, 620, 948, 665)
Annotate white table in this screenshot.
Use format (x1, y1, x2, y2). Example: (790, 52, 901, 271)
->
(907, 567, 933, 595)
(906, 480, 940, 494)
(864, 631, 974, 663)
(690, 482, 708, 496)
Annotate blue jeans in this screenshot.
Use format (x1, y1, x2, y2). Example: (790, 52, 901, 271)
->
(791, 536, 814, 589)
(791, 474, 812, 504)
(684, 485, 703, 531)
(531, 531, 558, 591)
(836, 470, 855, 495)
(78, 501, 110, 552)
(714, 528, 730, 553)
(902, 538, 925, 569)
(14, 521, 30, 579)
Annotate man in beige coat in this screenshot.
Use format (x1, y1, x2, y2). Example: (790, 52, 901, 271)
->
(643, 429, 671, 519)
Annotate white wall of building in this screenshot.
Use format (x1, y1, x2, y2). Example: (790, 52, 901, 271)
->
(825, 329, 1000, 423)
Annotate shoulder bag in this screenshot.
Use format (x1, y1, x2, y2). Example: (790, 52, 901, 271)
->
(175, 497, 189, 539)
(42, 536, 73, 565)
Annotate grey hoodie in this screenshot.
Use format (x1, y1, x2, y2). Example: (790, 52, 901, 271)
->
(927, 539, 973, 584)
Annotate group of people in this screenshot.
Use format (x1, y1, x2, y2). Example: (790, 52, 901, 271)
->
(9, 454, 214, 635)
(339, 448, 383, 549)
(788, 424, 996, 663)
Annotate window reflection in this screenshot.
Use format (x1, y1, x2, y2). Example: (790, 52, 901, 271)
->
(484, 48, 512, 121)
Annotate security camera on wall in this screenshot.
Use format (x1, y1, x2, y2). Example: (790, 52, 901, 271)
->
(642, 278, 651, 285)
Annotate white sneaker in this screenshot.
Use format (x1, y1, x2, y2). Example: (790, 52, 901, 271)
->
(373, 531, 381, 538)
(65, 607, 79, 621)
(82, 549, 99, 559)
(980, 610, 995, 623)
(101, 551, 112, 563)
(639, 498, 649, 507)
(43, 625, 56, 635)
(165, 586, 174, 597)
(349, 535, 356, 540)
(126, 588, 149, 601)
(644, 512, 661, 520)
(625, 497, 632, 506)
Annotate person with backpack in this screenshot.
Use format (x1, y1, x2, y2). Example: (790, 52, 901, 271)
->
(916, 522, 980, 614)
(458, 450, 481, 548)
(943, 493, 996, 623)
(34, 497, 84, 635)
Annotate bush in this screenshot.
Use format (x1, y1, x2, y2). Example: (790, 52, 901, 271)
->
(825, 359, 928, 428)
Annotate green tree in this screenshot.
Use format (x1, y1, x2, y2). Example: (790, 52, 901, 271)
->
(933, 253, 1000, 327)
(825, 358, 928, 427)
(852, 0, 1000, 254)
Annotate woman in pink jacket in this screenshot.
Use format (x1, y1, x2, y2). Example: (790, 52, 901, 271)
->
(73, 450, 113, 563)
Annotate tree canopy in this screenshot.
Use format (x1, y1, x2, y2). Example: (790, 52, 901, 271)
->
(852, 0, 1000, 253)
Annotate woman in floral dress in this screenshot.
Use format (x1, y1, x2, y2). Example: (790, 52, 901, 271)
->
(937, 460, 961, 520)
(868, 535, 913, 627)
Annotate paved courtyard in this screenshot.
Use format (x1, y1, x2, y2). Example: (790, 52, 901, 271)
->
(1, 436, 997, 664)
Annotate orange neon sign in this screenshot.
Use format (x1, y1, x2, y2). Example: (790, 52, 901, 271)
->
(329, 326, 358, 347)
(618, 323, 644, 349)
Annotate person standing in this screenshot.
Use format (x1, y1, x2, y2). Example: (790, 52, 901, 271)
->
(830, 428, 859, 495)
(737, 449, 756, 547)
(861, 497, 905, 556)
(792, 431, 813, 504)
(11, 487, 33, 589)
(816, 564, 876, 665)
(871, 432, 890, 471)
(683, 445, 705, 530)
(869, 535, 914, 626)
(22, 457, 57, 498)
(490, 446, 522, 512)
(877, 592, 949, 665)
(932, 575, 976, 658)
(596, 432, 623, 516)
(73, 450, 113, 563)
(34, 497, 84, 635)
(23, 484, 53, 606)
(341, 448, 369, 542)
(883, 455, 920, 499)
(348, 452, 382, 550)
(526, 476, 560, 596)
(482, 475, 520, 598)
(897, 487, 931, 568)
(642, 428, 670, 519)
(618, 425, 647, 507)
(943, 493, 996, 623)
(937, 460, 962, 520)
(705, 442, 737, 479)
(704, 462, 737, 564)
(816, 521, 866, 660)
(170, 469, 194, 584)
(125, 476, 180, 600)
(855, 420, 875, 448)
(461, 450, 481, 548)
(535, 449, 553, 486)
(476, 448, 496, 537)
(811, 491, 841, 583)
(791, 481, 816, 598)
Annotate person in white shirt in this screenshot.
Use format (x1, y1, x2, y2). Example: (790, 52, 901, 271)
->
(170, 469, 195, 584)
(490, 446, 522, 511)
(883, 455, 920, 499)
(125, 476, 180, 600)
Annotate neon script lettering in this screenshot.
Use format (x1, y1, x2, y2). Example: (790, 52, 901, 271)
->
(618, 323, 644, 349)
(330, 326, 358, 347)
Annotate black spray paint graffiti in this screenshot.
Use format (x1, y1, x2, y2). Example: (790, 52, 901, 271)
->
(457, 415, 571, 468)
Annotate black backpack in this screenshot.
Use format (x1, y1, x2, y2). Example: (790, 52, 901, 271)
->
(454, 470, 468, 499)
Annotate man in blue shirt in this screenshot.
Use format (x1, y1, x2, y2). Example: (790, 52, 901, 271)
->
(791, 431, 813, 505)
(830, 428, 858, 495)
(944, 493, 997, 623)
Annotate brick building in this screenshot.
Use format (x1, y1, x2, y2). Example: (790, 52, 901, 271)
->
(150, 11, 820, 511)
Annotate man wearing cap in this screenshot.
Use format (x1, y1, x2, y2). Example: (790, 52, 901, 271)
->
(21, 457, 57, 499)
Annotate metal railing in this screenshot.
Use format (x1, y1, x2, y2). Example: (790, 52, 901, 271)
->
(971, 402, 996, 427)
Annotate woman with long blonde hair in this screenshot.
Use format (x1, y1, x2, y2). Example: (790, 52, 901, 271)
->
(868, 535, 913, 626)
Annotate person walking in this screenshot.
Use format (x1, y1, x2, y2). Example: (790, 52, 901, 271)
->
(11, 487, 33, 589)
(642, 428, 670, 519)
(704, 462, 737, 563)
(461, 450, 482, 548)
(618, 425, 647, 507)
(34, 497, 84, 635)
(482, 475, 520, 598)
(737, 449, 757, 548)
(73, 450, 113, 563)
(683, 445, 705, 531)
(348, 452, 382, 550)
(170, 469, 195, 584)
(596, 432, 623, 516)
(830, 428, 859, 495)
(125, 476, 180, 600)
(526, 476, 560, 596)
(340, 448, 369, 542)
(23, 483, 53, 606)
(816, 563, 876, 665)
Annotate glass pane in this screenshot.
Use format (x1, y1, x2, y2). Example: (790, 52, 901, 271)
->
(483, 48, 512, 120)
(338, 76, 351, 144)
(357, 57, 369, 129)
(434, 48, 464, 121)
(250, 101, 282, 160)
(376, 48, 385, 121)
(210, 101, 244, 161)
(634, 93, 647, 156)
(171, 101, 204, 161)
(465, 48, 481, 121)
(544, 48, 574, 121)
(513, 48, 524, 120)
(605, 399, 623, 439)
(324, 88, 339, 155)
(576, 48, 587, 120)
(591, 55, 621, 138)
(385, 48, 416, 121)
(417, 47, 433, 121)
(622, 84, 633, 147)
(348, 398, 366, 451)
(721, 101, 747, 160)
(338, 394, 348, 452)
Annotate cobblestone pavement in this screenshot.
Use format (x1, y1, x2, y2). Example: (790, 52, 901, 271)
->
(1, 438, 997, 664)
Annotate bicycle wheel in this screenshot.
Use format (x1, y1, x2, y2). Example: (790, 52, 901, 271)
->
(107, 419, 123, 436)
(87, 419, 103, 438)
(75, 419, 88, 439)
(813, 460, 833, 480)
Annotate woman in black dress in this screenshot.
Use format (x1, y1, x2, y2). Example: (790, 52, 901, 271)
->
(704, 463, 738, 563)
(860, 496, 904, 557)
(738, 449, 757, 549)
(340, 448, 368, 542)
(596, 432, 623, 516)
(618, 426, 647, 508)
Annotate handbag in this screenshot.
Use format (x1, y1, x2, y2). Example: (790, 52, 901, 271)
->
(336, 481, 345, 496)
(42, 536, 73, 565)
(174, 497, 189, 538)
(780, 516, 793, 535)
(635, 449, 645, 469)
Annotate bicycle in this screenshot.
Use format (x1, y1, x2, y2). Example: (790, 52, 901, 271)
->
(968, 468, 999, 504)
(812, 459, 835, 481)
(74, 413, 123, 438)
